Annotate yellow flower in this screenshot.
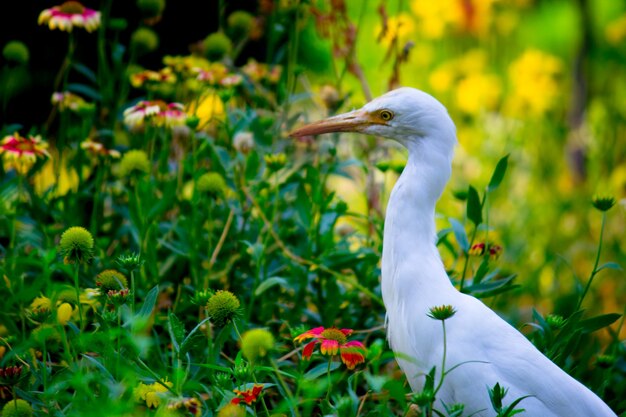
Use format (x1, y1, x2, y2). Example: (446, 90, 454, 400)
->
(410, 0, 461, 39)
(56, 302, 74, 325)
(188, 93, 225, 127)
(506, 49, 563, 117)
(376, 13, 415, 47)
(134, 380, 173, 408)
(455, 73, 501, 115)
(606, 14, 626, 45)
(38, 1, 101, 33)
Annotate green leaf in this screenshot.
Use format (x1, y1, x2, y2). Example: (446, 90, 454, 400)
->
(304, 362, 341, 380)
(449, 218, 469, 252)
(578, 313, 621, 334)
(487, 155, 509, 192)
(255, 277, 289, 296)
(68, 83, 102, 101)
(245, 151, 260, 180)
(596, 262, 622, 273)
(472, 258, 490, 285)
(137, 285, 159, 319)
(72, 63, 97, 83)
(167, 312, 185, 352)
(467, 185, 482, 226)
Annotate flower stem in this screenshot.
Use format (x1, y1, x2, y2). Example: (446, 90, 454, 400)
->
(434, 320, 448, 396)
(73, 264, 84, 329)
(576, 212, 606, 311)
(325, 356, 333, 405)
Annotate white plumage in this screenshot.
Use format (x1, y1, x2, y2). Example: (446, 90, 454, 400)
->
(291, 87, 617, 417)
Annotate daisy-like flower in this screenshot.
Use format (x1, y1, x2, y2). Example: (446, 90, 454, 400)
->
(51, 91, 93, 113)
(123, 100, 186, 131)
(133, 379, 173, 409)
(294, 326, 366, 370)
(80, 138, 121, 159)
(129, 68, 176, 89)
(38, 1, 101, 33)
(195, 63, 229, 85)
(231, 384, 263, 405)
(0, 133, 50, 174)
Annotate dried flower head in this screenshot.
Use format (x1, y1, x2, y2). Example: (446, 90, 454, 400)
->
(427, 305, 457, 321)
(38, 1, 101, 33)
(119, 149, 151, 177)
(1, 399, 33, 417)
(294, 326, 367, 370)
(197, 172, 226, 197)
(0, 133, 49, 174)
(232, 131, 254, 154)
(59, 226, 94, 264)
(2, 41, 29, 65)
(96, 269, 128, 293)
(592, 196, 616, 212)
(241, 328, 274, 362)
(206, 290, 241, 327)
(0, 365, 24, 386)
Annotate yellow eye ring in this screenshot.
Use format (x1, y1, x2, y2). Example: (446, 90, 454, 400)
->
(380, 110, 394, 121)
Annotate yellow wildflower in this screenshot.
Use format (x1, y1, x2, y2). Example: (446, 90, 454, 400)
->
(376, 13, 415, 47)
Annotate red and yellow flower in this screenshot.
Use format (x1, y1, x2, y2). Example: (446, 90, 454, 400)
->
(123, 100, 186, 131)
(80, 138, 121, 159)
(231, 384, 263, 405)
(0, 133, 50, 174)
(294, 326, 366, 370)
(38, 1, 101, 33)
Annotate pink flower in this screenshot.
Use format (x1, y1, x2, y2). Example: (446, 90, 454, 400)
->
(123, 100, 186, 131)
(38, 1, 101, 33)
(80, 138, 121, 159)
(294, 326, 366, 370)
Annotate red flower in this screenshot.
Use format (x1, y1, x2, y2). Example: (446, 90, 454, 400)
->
(231, 384, 263, 405)
(294, 326, 366, 370)
(0, 133, 49, 174)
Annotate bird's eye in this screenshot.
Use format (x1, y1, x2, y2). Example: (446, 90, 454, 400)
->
(379, 110, 394, 121)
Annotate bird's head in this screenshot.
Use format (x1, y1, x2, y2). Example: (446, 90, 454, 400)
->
(290, 87, 457, 156)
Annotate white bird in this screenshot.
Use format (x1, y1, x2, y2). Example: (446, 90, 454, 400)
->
(290, 87, 617, 417)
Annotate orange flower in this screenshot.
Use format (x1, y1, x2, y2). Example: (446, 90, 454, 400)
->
(294, 326, 366, 370)
(231, 384, 263, 405)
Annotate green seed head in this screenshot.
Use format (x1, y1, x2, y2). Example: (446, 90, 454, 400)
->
(2, 41, 30, 65)
(203, 32, 232, 61)
(131, 27, 160, 56)
(2, 399, 33, 417)
(206, 290, 240, 327)
(592, 196, 616, 212)
(59, 226, 94, 264)
(137, 0, 165, 18)
(427, 305, 457, 321)
(227, 11, 254, 41)
(119, 149, 151, 177)
(96, 269, 129, 293)
(197, 172, 227, 197)
(241, 328, 275, 362)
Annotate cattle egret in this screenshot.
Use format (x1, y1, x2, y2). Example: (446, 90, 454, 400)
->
(290, 87, 617, 416)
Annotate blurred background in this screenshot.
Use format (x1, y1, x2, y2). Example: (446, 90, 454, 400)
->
(2, 0, 625, 334)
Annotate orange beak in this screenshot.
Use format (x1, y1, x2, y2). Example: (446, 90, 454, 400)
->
(289, 110, 377, 137)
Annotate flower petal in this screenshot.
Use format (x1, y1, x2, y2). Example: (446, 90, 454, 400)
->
(302, 341, 317, 360)
(340, 341, 366, 370)
(320, 339, 339, 356)
(294, 326, 324, 343)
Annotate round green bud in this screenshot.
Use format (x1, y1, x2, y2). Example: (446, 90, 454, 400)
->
(217, 404, 245, 417)
(130, 27, 159, 57)
(31, 325, 62, 352)
(59, 226, 94, 264)
(185, 115, 200, 130)
(203, 32, 232, 61)
(55, 288, 79, 307)
(2, 399, 33, 417)
(2, 41, 29, 65)
(119, 149, 151, 177)
(197, 172, 227, 197)
(96, 269, 128, 293)
(241, 328, 274, 362)
(206, 290, 240, 327)
(227, 11, 254, 41)
(137, 0, 165, 18)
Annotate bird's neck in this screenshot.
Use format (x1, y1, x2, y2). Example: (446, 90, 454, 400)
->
(381, 141, 455, 305)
